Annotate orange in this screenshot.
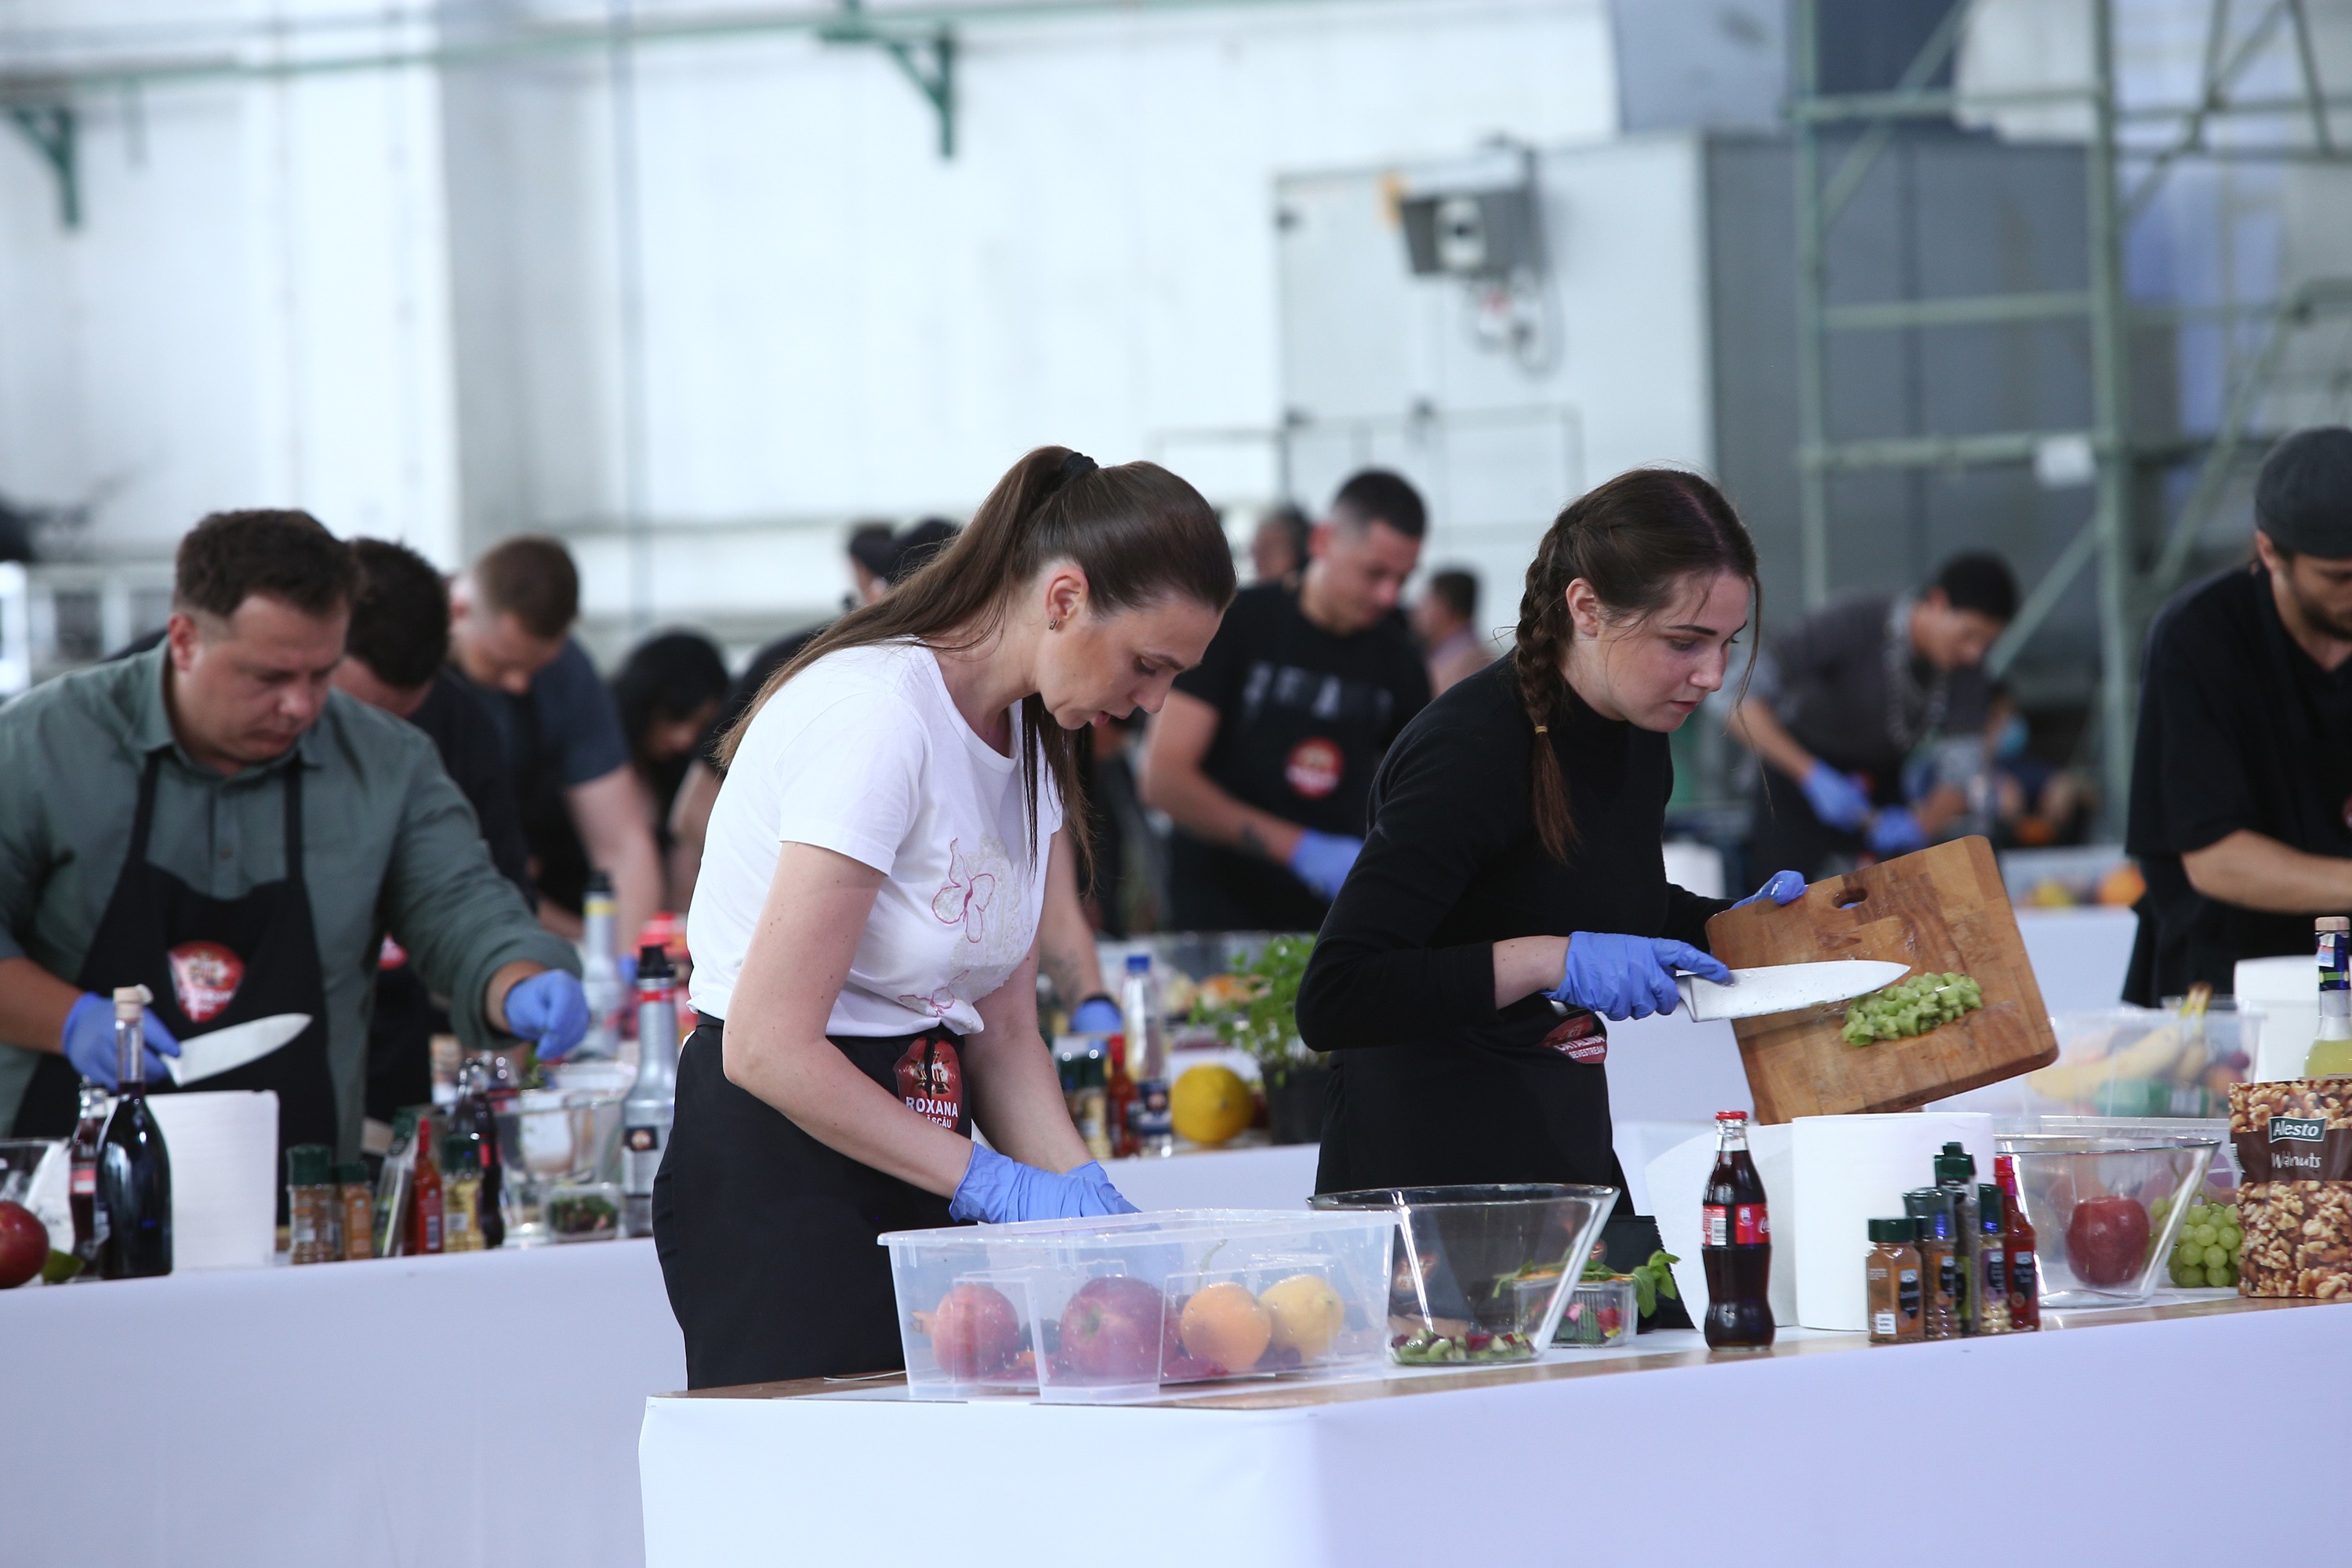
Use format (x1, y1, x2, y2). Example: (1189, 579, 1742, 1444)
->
(1178, 1281, 1272, 1370)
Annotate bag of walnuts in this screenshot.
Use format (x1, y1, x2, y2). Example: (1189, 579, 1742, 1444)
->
(2229, 1080, 2352, 1299)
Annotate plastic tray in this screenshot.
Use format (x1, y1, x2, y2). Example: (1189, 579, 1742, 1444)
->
(882, 1208, 1396, 1403)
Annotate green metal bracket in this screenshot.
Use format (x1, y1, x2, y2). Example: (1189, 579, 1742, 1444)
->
(820, 2, 957, 158)
(8, 105, 79, 228)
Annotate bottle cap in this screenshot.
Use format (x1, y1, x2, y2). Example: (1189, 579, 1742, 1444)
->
(1934, 1142, 1976, 1185)
(1978, 1183, 2005, 1229)
(637, 942, 674, 982)
(1715, 1110, 1749, 1122)
(113, 984, 152, 1022)
(1904, 1188, 1954, 1239)
(2320, 916, 2350, 932)
(1869, 1217, 1916, 1244)
(333, 1162, 371, 1186)
(586, 870, 614, 895)
(1125, 953, 1150, 974)
(285, 1145, 333, 1187)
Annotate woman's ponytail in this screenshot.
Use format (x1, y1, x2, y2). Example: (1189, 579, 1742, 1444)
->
(1513, 468, 1759, 860)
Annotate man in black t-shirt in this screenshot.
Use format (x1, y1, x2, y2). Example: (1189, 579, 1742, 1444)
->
(1141, 471, 1432, 931)
(2125, 426, 2352, 1003)
(1733, 554, 2016, 877)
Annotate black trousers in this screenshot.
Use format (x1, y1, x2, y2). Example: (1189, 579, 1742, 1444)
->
(652, 1020, 957, 1390)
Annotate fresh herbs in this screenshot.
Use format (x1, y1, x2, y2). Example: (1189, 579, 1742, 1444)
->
(1189, 935, 1321, 1087)
(1626, 1249, 1679, 1319)
(1840, 972, 1984, 1047)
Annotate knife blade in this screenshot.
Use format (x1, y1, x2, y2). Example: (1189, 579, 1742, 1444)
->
(1675, 960, 1911, 1022)
(165, 1012, 312, 1086)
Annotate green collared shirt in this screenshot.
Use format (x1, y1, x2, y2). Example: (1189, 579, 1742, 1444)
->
(0, 646, 578, 1154)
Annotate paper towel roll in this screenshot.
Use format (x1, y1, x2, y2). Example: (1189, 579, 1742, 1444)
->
(147, 1091, 279, 1272)
(1791, 1112, 1993, 1331)
(1646, 1123, 1797, 1328)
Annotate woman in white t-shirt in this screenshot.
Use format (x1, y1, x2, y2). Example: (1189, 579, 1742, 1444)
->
(655, 448, 1237, 1388)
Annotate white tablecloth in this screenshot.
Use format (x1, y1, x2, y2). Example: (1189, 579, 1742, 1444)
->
(0, 1240, 684, 1568)
(641, 1298, 2350, 1568)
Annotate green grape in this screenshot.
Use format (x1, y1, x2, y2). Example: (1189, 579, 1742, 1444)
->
(2220, 1226, 2243, 1253)
(2174, 1261, 2205, 1287)
(2190, 1224, 2218, 1247)
(2203, 1244, 2228, 1271)
(2185, 1206, 2209, 1229)
(2216, 1263, 2238, 1288)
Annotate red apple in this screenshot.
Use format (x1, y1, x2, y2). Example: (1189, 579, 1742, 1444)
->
(0, 1200, 46, 1290)
(2065, 1194, 2151, 1287)
(921, 1283, 1023, 1379)
(1058, 1275, 1171, 1381)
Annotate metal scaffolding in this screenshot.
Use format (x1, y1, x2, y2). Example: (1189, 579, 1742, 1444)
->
(1790, 0, 2352, 832)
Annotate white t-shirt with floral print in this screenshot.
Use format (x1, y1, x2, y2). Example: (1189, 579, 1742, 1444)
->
(687, 641, 1063, 1038)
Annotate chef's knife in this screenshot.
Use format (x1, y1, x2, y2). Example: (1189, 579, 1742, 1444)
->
(165, 1012, 312, 1086)
(1675, 960, 1909, 1022)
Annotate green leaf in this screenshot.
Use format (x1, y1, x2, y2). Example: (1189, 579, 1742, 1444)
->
(1185, 935, 1322, 1077)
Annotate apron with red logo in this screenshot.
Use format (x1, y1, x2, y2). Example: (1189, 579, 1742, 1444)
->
(14, 753, 339, 1177)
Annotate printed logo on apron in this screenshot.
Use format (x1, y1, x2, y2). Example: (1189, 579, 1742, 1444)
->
(1540, 1010, 1609, 1065)
(379, 935, 408, 971)
(168, 940, 246, 1024)
(1284, 737, 1344, 800)
(895, 1036, 965, 1130)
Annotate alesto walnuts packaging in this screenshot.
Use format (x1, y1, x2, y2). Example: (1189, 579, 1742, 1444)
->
(2228, 1081, 2352, 1300)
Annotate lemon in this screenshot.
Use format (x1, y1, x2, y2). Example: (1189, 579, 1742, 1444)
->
(1259, 1272, 1345, 1359)
(1171, 1065, 1254, 1146)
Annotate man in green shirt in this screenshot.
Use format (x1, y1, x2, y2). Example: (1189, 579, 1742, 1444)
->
(0, 510, 586, 1161)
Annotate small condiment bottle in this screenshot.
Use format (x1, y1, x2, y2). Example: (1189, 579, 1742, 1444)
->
(335, 1163, 375, 1261)
(1865, 1218, 1925, 1344)
(1976, 1183, 2013, 1334)
(1935, 1144, 1982, 1333)
(408, 1120, 445, 1255)
(1904, 1188, 1962, 1340)
(285, 1145, 336, 1265)
(1994, 1154, 2039, 1331)
(441, 1137, 484, 1253)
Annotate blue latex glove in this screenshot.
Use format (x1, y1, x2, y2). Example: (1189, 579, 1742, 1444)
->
(504, 970, 591, 1062)
(60, 992, 180, 1088)
(1288, 829, 1362, 901)
(951, 1145, 1135, 1224)
(1548, 934, 1730, 1022)
(1731, 869, 1808, 909)
(1867, 807, 1928, 858)
(1800, 762, 1874, 832)
(1069, 995, 1122, 1034)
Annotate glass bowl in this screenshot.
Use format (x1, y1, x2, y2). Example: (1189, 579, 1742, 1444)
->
(1309, 1183, 1617, 1364)
(494, 1092, 622, 1244)
(1995, 1132, 2219, 1308)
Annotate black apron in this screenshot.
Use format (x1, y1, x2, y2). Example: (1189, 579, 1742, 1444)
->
(652, 1016, 967, 1390)
(14, 753, 339, 1185)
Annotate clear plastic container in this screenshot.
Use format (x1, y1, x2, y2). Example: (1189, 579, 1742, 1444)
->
(882, 1209, 1396, 1403)
(1310, 1183, 1617, 1365)
(494, 1091, 622, 1244)
(1556, 1275, 1638, 1348)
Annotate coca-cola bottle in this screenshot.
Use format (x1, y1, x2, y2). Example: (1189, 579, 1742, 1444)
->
(1701, 1109, 1774, 1348)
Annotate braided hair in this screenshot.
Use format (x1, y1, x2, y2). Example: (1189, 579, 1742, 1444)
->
(1513, 468, 1759, 860)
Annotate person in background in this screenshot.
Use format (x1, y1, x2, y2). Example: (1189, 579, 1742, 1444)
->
(446, 535, 662, 949)
(2125, 426, 2352, 1003)
(1733, 553, 2016, 878)
(666, 519, 960, 912)
(0, 510, 586, 1167)
(1141, 470, 1432, 932)
(1413, 568, 1489, 695)
(1250, 503, 1311, 585)
(329, 539, 538, 1121)
(613, 630, 730, 885)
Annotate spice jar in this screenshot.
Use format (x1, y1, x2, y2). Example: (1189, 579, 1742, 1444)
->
(1976, 1183, 2013, 1334)
(441, 1137, 485, 1253)
(1904, 1188, 1961, 1340)
(1866, 1218, 1925, 1344)
(286, 1145, 336, 1265)
(335, 1162, 375, 1261)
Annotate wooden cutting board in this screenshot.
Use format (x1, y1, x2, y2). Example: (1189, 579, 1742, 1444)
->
(1704, 837, 2058, 1124)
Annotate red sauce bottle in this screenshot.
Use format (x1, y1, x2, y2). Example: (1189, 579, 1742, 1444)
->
(1994, 1154, 2039, 1331)
(408, 1119, 445, 1256)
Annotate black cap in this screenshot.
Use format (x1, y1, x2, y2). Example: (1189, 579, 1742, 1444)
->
(1904, 1188, 1955, 1239)
(1978, 1183, 2005, 1229)
(637, 942, 673, 981)
(2256, 426, 2352, 558)
(1870, 1217, 1917, 1244)
(1935, 1142, 1976, 1186)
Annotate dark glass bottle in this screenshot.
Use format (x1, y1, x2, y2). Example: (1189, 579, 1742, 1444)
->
(97, 989, 172, 1279)
(452, 1058, 504, 1249)
(1701, 1110, 1775, 1348)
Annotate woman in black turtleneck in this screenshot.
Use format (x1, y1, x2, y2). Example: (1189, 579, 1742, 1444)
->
(1296, 468, 1804, 1198)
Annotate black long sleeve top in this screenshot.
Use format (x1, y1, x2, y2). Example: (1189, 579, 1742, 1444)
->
(1297, 657, 1729, 1196)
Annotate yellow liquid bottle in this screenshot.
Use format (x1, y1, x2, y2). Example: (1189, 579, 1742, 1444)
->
(2304, 917, 2352, 1076)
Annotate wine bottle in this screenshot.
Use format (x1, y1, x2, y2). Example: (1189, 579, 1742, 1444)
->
(97, 986, 172, 1279)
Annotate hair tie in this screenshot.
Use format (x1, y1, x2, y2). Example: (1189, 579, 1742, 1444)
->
(1041, 451, 1098, 498)
(1534, 724, 1548, 736)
